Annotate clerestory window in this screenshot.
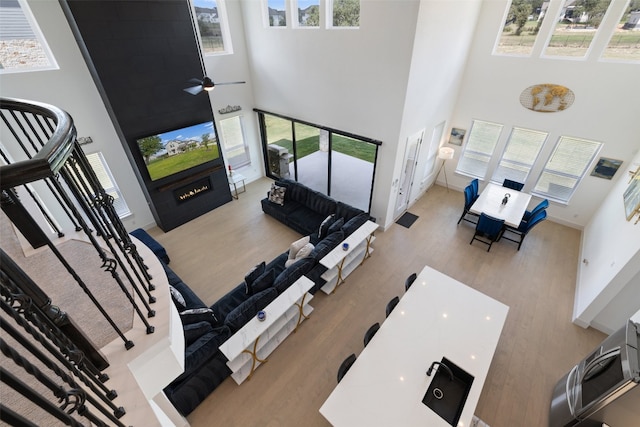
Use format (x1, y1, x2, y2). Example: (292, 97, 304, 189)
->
(192, 0, 232, 54)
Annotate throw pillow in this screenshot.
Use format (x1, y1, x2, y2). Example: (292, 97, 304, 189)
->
(268, 183, 286, 206)
(327, 217, 344, 236)
(169, 285, 186, 310)
(288, 235, 311, 261)
(285, 242, 314, 268)
(183, 321, 214, 346)
(180, 308, 218, 327)
(244, 261, 266, 294)
(341, 212, 369, 237)
(247, 268, 275, 295)
(318, 214, 337, 240)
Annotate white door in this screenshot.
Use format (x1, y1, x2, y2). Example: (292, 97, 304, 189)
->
(394, 132, 423, 218)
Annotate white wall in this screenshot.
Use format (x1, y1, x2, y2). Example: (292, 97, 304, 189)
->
(393, 0, 482, 223)
(574, 151, 640, 334)
(2, 0, 155, 231)
(239, 0, 421, 228)
(445, 0, 640, 229)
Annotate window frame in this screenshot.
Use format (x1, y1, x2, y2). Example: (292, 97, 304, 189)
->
(293, 0, 320, 29)
(0, 0, 58, 74)
(264, 0, 288, 28)
(531, 135, 603, 204)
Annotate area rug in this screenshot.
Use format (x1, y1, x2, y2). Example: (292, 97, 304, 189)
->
(396, 212, 419, 228)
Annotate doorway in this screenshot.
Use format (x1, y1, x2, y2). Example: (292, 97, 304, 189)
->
(394, 131, 423, 219)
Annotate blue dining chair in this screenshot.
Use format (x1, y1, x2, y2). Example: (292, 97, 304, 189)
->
(470, 179, 479, 201)
(523, 199, 549, 223)
(502, 210, 547, 251)
(502, 179, 524, 191)
(457, 186, 480, 225)
(470, 213, 505, 252)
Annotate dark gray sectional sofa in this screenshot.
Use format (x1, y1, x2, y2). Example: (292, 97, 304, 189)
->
(132, 180, 371, 416)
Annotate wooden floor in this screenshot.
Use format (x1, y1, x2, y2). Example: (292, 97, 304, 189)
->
(148, 178, 606, 427)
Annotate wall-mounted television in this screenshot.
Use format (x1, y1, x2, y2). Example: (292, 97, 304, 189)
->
(135, 120, 221, 181)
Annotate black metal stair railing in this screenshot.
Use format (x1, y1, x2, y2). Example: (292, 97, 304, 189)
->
(0, 97, 157, 425)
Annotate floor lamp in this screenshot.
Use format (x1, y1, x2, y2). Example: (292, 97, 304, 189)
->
(437, 147, 455, 192)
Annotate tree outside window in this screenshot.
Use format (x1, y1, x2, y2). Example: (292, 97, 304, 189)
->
(331, 0, 360, 28)
(495, 0, 546, 56)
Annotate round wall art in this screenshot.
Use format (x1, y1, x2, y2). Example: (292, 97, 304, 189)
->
(520, 83, 574, 113)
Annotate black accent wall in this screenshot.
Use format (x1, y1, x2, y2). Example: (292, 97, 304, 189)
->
(62, 0, 232, 231)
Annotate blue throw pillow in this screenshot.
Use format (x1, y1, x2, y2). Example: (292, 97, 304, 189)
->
(244, 261, 266, 294)
(318, 214, 337, 240)
(247, 268, 275, 296)
(273, 257, 316, 294)
(310, 230, 345, 261)
(180, 308, 218, 327)
(327, 217, 344, 236)
(341, 212, 369, 237)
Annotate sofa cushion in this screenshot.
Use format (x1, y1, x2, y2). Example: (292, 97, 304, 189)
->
(310, 230, 345, 261)
(130, 228, 170, 264)
(304, 190, 337, 217)
(318, 214, 337, 240)
(273, 256, 316, 294)
(287, 208, 327, 236)
(244, 262, 266, 294)
(327, 217, 344, 236)
(247, 268, 275, 295)
(341, 212, 370, 237)
(280, 179, 309, 203)
(224, 287, 278, 333)
(268, 183, 286, 205)
(336, 201, 364, 222)
(184, 321, 214, 346)
(210, 283, 248, 322)
(169, 285, 187, 311)
(174, 325, 231, 384)
(161, 262, 206, 310)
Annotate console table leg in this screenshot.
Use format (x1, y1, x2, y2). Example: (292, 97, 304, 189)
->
(333, 259, 346, 293)
(360, 233, 375, 266)
(294, 293, 311, 332)
(241, 336, 267, 380)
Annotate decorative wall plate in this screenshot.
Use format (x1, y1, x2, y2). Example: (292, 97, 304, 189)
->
(520, 84, 574, 113)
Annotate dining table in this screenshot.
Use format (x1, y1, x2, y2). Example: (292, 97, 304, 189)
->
(469, 182, 532, 228)
(319, 266, 509, 427)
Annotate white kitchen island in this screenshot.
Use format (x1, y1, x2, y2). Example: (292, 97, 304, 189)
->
(319, 266, 509, 427)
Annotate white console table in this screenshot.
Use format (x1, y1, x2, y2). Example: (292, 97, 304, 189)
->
(320, 220, 378, 294)
(219, 276, 314, 384)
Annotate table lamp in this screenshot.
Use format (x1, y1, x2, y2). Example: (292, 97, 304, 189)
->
(437, 147, 455, 192)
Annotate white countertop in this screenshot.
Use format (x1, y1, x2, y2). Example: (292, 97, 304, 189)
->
(319, 266, 509, 427)
(469, 182, 532, 228)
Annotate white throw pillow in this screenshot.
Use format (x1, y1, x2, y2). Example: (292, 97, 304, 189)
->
(288, 235, 311, 260)
(285, 242, 315, 268)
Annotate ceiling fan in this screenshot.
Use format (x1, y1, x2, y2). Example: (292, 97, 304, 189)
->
(183, 76, 246, 96)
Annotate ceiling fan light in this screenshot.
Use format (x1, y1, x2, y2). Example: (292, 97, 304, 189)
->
(202, 76, 215, 91)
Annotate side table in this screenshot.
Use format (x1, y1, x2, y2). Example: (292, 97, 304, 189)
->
(228, 173, 246, 199)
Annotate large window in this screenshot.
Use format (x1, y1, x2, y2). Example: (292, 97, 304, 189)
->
(257, 110, 379, 212)
(532, 136, 602, 203)
(295, 0, 320, 27)
(601, 0, 640, 62)
(0, 0, 57, 73)
(495, 0, 548, 56)
(85, 152, 131, 218)
(455, 120, 504, 179)
(329, 0, 360, 28)
(544, 0, 614, 58)
(192, 0, 231, 54)
(491, 127, 547, 186)
(219, 115, 250, 169)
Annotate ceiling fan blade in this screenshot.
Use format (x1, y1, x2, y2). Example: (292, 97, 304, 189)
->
(184, 85, 203, 95)
(215, 81, 246, 86)
(187, 78, 203, 85)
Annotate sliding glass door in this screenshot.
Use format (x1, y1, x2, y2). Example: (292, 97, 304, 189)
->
(257, 110, 380, 213)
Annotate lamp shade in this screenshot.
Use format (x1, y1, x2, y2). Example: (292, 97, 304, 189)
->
(438, 147, 455, 160)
